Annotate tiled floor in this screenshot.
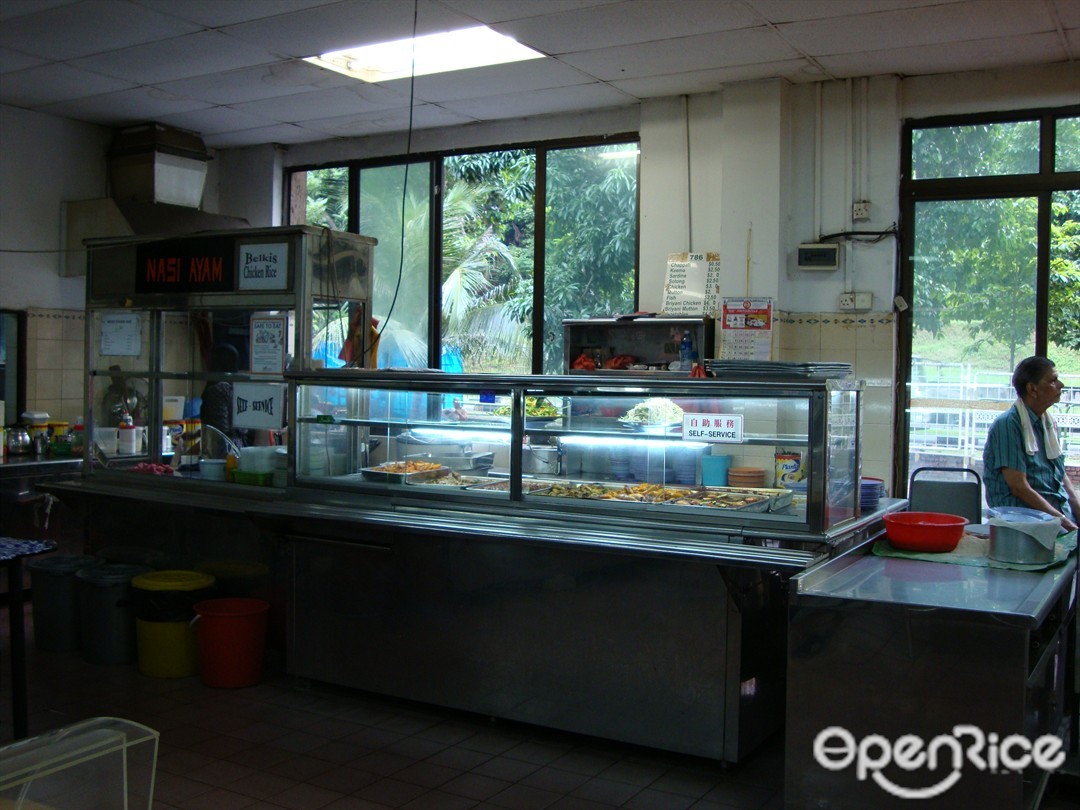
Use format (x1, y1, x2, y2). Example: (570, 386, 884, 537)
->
(3, 606, 786, 810)
(4, 606, 1080, 810)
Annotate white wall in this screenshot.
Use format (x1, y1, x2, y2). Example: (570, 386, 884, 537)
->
(0, 105, 110, 310)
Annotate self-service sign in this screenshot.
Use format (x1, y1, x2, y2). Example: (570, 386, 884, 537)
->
(683, 413, 744, 443)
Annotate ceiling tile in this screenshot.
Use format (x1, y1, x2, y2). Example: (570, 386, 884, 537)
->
(0, 46, 48, 73)
(37, 85, 214, 125)
(69, 30, 282, 85)
(407, 58, 594, 103)
(491, 0, 760, 54)
(779, 1, 1055, 56)
(202, 122, 329, 148)
(305, 103, 477, 137)
(744, 0, 971, 24)
(220, 0, 475, 59)
(438, 0, 613, 23)
(155, 60, 353, 106)
(611, 59, 823, 97)
(442, 81, 635, 119)
(154, 105, 281, 135)
(0, 0, 81, 22)
(0, 62, 135, 107)
(231, 84, 412, 123)
(817, 32, 1069, 78)
(0, 0, 201, 61)
(132, 0, 343, 28)
(561, 27, 799, 81)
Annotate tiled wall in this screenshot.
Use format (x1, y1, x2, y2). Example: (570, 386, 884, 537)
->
(26, 308, 85, 424)
(775, 311, 896, 492)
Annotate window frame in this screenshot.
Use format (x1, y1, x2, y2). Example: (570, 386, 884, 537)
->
(284, 133, 641, 373)
(895, 104, 1080, 493)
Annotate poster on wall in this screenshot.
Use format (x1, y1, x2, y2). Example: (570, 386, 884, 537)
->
(661, 252, 721, 315)
(232, 382, 285, 431)
(250, 315, 286, 375)
(99, 312, 142, 356)
(238, 242, 289, 291)
(719, 297, 773, 360)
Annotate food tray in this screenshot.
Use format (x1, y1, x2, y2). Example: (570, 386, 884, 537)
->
(708, 486, 794, 512)
(406, 452, 495, 471)
(658, 488, 771, 512)
(360, 465, 449, 483)
(466, 479, 553, 494)
(409, 473, 497, 489)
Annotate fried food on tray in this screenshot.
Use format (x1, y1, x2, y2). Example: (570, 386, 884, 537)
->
(375, 460, 444, 473)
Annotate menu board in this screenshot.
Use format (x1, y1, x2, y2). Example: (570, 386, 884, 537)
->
(99, 312, 142, 356)
(719, 297, 773, 360)
(661, 252, 721, 315)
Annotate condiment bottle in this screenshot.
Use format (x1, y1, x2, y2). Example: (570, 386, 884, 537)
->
(118, 418, 138, 454)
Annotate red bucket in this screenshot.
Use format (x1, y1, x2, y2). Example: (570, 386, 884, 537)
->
(192, 598, 269, 688)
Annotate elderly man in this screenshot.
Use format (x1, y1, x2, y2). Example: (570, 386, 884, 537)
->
(983, 356, 1079, 533)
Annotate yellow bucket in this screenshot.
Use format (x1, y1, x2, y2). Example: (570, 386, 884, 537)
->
(135, 618, 197, 678)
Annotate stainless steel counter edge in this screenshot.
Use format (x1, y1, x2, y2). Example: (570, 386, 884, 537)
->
(33, 477, 917, 571)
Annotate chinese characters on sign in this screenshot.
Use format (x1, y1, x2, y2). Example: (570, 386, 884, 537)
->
(682, 413, 744, 443)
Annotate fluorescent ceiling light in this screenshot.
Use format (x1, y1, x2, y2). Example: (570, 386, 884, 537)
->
(305, 26, 544, 83)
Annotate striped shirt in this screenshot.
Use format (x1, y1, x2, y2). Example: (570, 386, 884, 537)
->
(983, 402, 1069, 512)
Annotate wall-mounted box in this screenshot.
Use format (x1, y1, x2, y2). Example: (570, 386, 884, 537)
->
(797, 243, 840, 271)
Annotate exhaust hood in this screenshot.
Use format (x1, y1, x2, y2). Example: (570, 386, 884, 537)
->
(61, 123, 250, 276)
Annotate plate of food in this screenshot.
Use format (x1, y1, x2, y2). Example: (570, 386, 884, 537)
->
(618, 398, 685, 431)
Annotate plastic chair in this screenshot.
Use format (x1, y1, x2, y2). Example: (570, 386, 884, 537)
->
(908, 467, 982, 523)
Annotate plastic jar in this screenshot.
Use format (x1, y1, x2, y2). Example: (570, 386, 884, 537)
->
(118, 423, 139, 454)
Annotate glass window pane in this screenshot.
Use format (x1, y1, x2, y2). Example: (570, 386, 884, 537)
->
(359, 163, 431, 369)
(543, 144, 638, 374)
(911, 121, 1039, 179)
(1050, 189, 1080, 478)
(1056, 116, 1080, 172)
(441, 150, 535, 374)
(909, 198, 1038, 480)
(294, 167, 349, 229)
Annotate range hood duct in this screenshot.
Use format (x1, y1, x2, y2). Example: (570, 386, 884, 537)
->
(61, 123, 250, 276)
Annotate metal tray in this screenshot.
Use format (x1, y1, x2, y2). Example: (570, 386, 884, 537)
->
(406, 452, 495, 471)
(408, 473, 498, 489)
(466, 479, 553, 494)
(657, 488, 772, 512)
(360, 465, 449, 483)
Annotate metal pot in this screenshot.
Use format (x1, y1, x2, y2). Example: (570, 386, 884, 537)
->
(6, 425, 31, 455)
(523, 445, 560, 475)
(988, 519, 1057, 565)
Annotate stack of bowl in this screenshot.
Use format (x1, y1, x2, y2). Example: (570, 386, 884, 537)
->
(728, 467, 765, 488)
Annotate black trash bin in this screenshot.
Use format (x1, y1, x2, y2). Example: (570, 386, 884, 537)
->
(131, 570, 216, 678)
(75, 564, 151, 665)
(28, 554, 102, 651)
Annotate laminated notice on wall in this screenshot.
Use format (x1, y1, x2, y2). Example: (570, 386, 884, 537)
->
(661, 252, 721, 315)
(719, 297, 772, 360)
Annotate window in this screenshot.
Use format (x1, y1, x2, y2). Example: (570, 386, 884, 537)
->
(288, 136, 639, 374)
(898, 106, 1080, 491)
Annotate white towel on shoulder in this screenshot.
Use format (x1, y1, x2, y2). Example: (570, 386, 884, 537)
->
(1014, 398, 1062, 459)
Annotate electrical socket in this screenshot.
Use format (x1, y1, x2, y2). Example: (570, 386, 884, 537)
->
(840, 292, 873, 311)
(852, 200, 871, 221)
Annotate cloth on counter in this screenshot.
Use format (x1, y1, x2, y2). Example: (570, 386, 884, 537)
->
(872, 529, 1077, 572)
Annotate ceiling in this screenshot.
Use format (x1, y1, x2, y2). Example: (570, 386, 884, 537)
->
(1, 0, 1077, 150)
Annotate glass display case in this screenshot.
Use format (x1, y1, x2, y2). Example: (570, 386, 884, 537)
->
(81, 226, 374, 478)
(291, 370, 862, 537)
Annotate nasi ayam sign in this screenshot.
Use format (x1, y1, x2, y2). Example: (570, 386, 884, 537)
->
(136, 236, 235, 292)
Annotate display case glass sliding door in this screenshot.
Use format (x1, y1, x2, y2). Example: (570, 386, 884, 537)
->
(291, 372, 862, 535)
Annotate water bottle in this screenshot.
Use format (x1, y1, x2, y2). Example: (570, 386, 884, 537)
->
(679, 330, 693, 362)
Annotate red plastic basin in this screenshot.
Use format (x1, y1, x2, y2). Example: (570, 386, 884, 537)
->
(884, 511, 968, 553)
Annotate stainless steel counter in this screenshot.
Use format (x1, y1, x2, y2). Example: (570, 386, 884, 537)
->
(786, 538, 1077, 810)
